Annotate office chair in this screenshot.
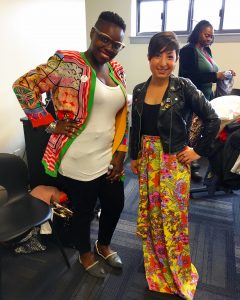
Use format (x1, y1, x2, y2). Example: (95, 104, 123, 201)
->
(0, 153, 70, 295)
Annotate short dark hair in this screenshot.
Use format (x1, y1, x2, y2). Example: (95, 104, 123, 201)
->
(95, 11, 126, 32)
(188, 20, 213, 44)
(148, 31, 180, 60)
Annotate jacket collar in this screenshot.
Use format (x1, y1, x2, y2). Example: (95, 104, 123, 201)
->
(135, 75, 182, 114)
(168, 75, 182, 92)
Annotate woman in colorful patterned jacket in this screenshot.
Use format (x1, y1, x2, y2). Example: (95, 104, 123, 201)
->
(130, 32, 220, 299)
(13, 11, 128, 279)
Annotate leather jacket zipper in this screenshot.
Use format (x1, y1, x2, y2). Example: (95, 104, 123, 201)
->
(169, 104, 173, 153)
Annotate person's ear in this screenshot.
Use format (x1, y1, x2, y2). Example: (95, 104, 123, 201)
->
(147, 55, 151, 61)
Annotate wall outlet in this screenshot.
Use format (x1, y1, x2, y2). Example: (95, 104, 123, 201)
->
(13, 148, 22, 157)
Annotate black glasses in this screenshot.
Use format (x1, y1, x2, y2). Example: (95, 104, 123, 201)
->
(93, 27, 125, 51)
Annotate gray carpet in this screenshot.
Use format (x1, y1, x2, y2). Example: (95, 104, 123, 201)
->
(1, 159, 240, 300)
(90, 161, 240, 300)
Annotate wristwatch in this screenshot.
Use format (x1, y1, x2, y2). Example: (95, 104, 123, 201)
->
(45, 120, 57, 133)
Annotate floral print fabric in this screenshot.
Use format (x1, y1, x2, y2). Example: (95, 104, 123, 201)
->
(137, 135, 198, 300)
(13, 51, 128, 177)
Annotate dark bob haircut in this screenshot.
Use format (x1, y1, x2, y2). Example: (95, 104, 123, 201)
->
(148, 31, 180, 60)
(95, 11, 126, 32)
(188, 20, 213, 44)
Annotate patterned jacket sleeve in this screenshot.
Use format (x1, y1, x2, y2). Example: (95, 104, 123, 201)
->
(12, 54, 62, 127)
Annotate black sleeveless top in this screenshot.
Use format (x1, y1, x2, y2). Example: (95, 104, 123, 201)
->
(141, 102, 160, 136)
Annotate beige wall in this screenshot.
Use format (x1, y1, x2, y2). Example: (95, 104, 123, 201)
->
(85, 0, 240, 93)
(1, 0, 239, 155)
(0, 0, 86, 155)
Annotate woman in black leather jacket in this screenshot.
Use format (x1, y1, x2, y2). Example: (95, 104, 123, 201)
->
(129, 31, 220, 299)
(130, 75, 220, 160)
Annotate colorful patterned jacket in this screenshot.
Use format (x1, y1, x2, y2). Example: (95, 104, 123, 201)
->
(13, 51, 128, 177)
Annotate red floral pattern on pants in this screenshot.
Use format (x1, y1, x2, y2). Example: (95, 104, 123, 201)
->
(137, 135, 198, 299)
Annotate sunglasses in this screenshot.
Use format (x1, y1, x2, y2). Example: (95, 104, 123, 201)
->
(93, 27, 125, 51)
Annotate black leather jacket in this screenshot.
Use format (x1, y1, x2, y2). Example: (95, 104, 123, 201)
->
(130, 75, 220, 160)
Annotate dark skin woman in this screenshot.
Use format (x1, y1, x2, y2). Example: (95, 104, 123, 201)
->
(13, 11, 128, 278)
(179, 20, 236, 100)
(179, 20, 236, 181)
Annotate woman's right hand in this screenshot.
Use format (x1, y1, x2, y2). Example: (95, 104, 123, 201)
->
(51, 119, 80, 137)
(131, 160, 138, 175)
(216, 71, 226, 80)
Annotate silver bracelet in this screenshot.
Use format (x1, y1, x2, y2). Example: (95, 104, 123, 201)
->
(45, 120, 57, 133)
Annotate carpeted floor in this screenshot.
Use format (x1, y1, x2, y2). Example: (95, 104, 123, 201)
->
(1, 159, 240, 300)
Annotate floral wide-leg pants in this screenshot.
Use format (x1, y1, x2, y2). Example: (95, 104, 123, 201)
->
(137, 135, 199, 300)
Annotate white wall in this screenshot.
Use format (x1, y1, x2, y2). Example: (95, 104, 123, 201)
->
(0, 0, 86, 155)
(1, 0, 239, 155)
(85, 0, 240, 93)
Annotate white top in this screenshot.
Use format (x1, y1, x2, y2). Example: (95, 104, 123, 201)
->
(58, 78, 125, 181)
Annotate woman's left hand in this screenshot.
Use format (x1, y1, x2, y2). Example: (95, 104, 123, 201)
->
(106, 151, 126, 183)
(177, 146, 200, 165)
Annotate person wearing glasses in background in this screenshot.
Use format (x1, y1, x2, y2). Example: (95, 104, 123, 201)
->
(13, 11, 127, 278)
(179, 20, 236, 182)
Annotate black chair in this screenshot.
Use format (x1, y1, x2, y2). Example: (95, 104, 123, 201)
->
(0, 153, 70, 297)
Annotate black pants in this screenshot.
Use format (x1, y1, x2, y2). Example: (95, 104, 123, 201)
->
(58, 173, 124, 254)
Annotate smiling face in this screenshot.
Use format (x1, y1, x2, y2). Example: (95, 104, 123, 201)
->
(148, 49, 177, 81)
(147, 32, 179, 81)
(88, 21, 125, 65)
